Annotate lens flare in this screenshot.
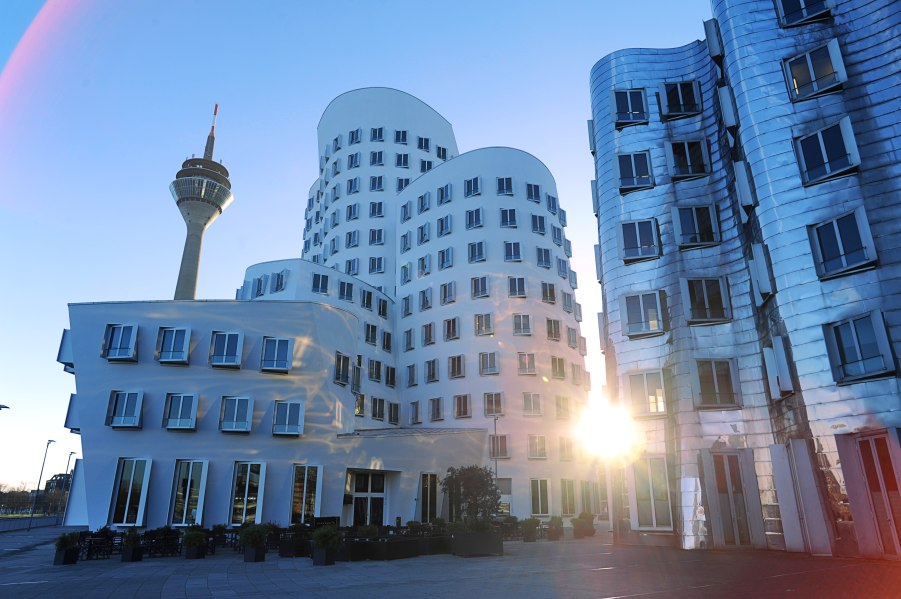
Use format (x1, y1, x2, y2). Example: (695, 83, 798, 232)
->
(576, 402, 642, 464)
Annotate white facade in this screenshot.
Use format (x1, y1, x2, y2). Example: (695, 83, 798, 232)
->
(60, 88, 601, 531)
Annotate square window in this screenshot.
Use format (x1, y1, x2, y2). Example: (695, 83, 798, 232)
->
(220, 396, 253, 432)
(551, 356, 566, 379)
(666, 140, 710, 180)
(103, 324, 138, 361)
(629, 371, 666, 416)
(444, 317, 460, 341)
(437, 183, 452, 204)
(418, 136, 431, 152)
(106, 390, 143, 428)
(513, 314, 532, 336)
(465, 208, 483, 229)
(497, 177, 513, 195)
(370, 176, 384, 191)
(346, 204, 360, 220)
(613, 89, 649, 127)
(674, 206, 719, 248)
(436, 146, 447, 160)
(164, 393, 196, 429)
(339, 281, 354, 302)
(695, 359, 739, 407)
(464, 177, 481, 197)
(659, 81, 701, 118)
(439, 247, 453, 270)
(369, 229, 384, 245)
(500, 208, 517, 228)
(795, 117, 860, 185)
(682, 278, 730, 324)
(468, 241, 486, 263)
(395, 130, 408, 144)
(528, 435, 547, 459)
(397, 178, 410, 192)
(428, 397, 443, 421)
(273, 401, 303, 435)
(347, 152, 361, 169)
(531, 214, 546, 235)
(471, 276, 489, 298)
(369, 201, 384, 218)
(448, 354, 465, 377)
(824, 310, 894, 383)
(371, 397, 385, 420)
(504, 241, 522, 262)
(210, 331, 243, 368)
(261, 337, 292, 372)
(508, 276, 526, 298)
(396, 153, 409, 168)
(547, 319, 561, 341)
(518, 352, 536, 375)
(541, 282, 557, 304)
(371, 127, 384, 142)
(479, 351, 499, 375)
(157, 327, 189, 364)
(527, 183, 541, 202)
(475, 313, 493, 336)
(621, 291, 665, 337)
(490, 434, 509, 458)
(809, 207, 876, 279)
(776, 0, 832, 27)
(420, 160, 432, 173)
(454, 394, 471, 418)
(440, 281, 456, 304)
(369, 257, 384, 273)
(370, 151, 384, 166)
(616, 152, 654, 192)
(485, 392, 503, 416)
(437, 215, 452, 237)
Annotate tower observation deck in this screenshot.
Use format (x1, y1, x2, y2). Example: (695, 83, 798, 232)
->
(170, 104, 234, 300)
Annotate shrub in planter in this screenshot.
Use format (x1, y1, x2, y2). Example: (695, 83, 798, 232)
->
(573, 516, 596, 539)
(521, 518, 540, 542)
(312, 524, 342, 566)
(121, 528, 144, 562)
(449, 520, 503, 557)
(579, 511, 595, 524)
(547, 516, 564, 541)
(54, 532, 79, 565)
(183, 530, 207, 559)
(209, 524, 227, 554)
(238, 524, 268, 563)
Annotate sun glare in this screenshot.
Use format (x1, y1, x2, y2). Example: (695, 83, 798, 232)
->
(576, 402, 642, 464)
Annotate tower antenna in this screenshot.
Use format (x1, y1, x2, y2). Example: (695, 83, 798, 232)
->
(203, 103, 218, 161)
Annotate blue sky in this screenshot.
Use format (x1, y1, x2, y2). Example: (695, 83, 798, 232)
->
(0, 0, 711, 488)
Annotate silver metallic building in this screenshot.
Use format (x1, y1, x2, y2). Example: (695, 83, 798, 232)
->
(589, 0, 901, 558)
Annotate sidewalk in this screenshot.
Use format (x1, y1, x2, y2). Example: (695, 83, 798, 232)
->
(1, 527, 899, 598)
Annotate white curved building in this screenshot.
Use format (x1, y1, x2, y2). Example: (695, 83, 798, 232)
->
(59, 88, 600, 531)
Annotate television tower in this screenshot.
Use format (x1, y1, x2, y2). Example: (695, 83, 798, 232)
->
(170, 104, 234, 300)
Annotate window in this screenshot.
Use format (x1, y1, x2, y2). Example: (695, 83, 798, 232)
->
(345, 259, 359, 275)
(666, 140, 709, 180)
(504, 241, 522, 262)
(403, 328, 414, 351)
(556, 258, 568, 278)
(824, 311, 894, 383)
(410, 400, 421, 424)
(164, 393, 196, 429)
(444, 317, 460, 341)
(103, 324, 137, 361)
(419, 288, 432, 311)
(490, 435, 509, 458)
(361, 289, 373, 309)
(388, 402, 400, 425)
(418, 136, 430, 152)
(465, 208, 483, 229)
(546, 318, 561, 341)
(513, 314, 532, 336)
(342, 231, 357, 249)
(368, 201, 384, 218)
(464, 177, 481, 197)
(527, 183, 541, 202)
(776, 0, 832, 27)
(347, 127, 361, 145)
(261, 337, 292, 371)
(437, 214, 451, 237)
(659, 81, 701, 118)
(567, 327, 578, 348)
(571, 364, 584, 385)
(377, 298, 388, 318)
(683, 278, 730, 323)
(347, 153, 361, 171)
(420, 160, 432, 173)
(795, 117, 860, 185)
(370, 150, 383, 166)
(369, 257, 384, 273)
(437, 183, 452, 204)
(475, 313, 493, 335)
(346, 203, 360, 220)
(500, 208, 517, 228)
(541, 282, 557, 304)
(395, 130, 407, 144)
(614, 89, 649, 126)
(436, 146, 447, 160)
(395, 153, 409, 168)
(536, 247, 551, 268)
(556, 395, 571, 419)
(551, 356, 566, 379)
(454, 394, 471, 418)
(111, 458, 151, 526)
(230, 462, 265, 525)
(479, 351, 499, 375)
(439, 247, 453, 270)
(552, 225, 563, 246)
(809, 207, 876, 278)
(371, 397, 385, 420)
(106, 391, 142, 427)
(382, 331, 392, 352)
(485, 392, 503, 416)
(407, 363, 418, 387)
(418, 255, 431, 277)
(334, 352, 350, 385)
(400, 231, 412, 254)
(440, 281, 456, 304)
(617, 152, 653, 192)
(157, 327, 189, 364)
(621, 291, 665, 337)
(220, 396, 252, 432)
(371, 127, 384, 142)
(369, 228, 384, 245)
(418, 223, 430, 245)
(546, 194, 558, 215)
(369, 176, 383, 191)
(468, 241, 486, 263)
(471, 276, 489, 298)
(695, 359, 739, 407)
(497, 177, 513, 195)
(330, 159, 340, 177)
(417, 192, 431, 214)
(429, 397, 443, 421)
(170, 460, 207, 526)
(531, 214, 546, 235)
(518, 352, 536, 375)
(674, 206, 719, 248)
(312, 273, 329, 294)
(629, 371, 666, 415)
(339, 281, 354, 302)
(365, 323, 378, 345)
(291, 465, 319, 525)
(273, 401, 303, 435)
(272, 270, 288, 292)
(448, 354, 465, 378)
(329, 237, 338, 256)
(530, 479, 549, 515)
(368, 359, 382, 382)
(422, 321, 435, 344)
(561, 479, 576, 516)
(397, 178, 410, 192)
(528, 435, 547, 459)
(632, 456, 672, 529)
(560, 438, 574, 462)
(402, 295, 412, 316)
(508, 276, 526, 297)
(210, 331, 243, 367)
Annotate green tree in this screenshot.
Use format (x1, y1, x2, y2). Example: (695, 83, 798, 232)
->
(441, 465, 500, 522)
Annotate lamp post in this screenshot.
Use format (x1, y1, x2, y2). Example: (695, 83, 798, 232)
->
(27, 439, 55, 531)
(492, 415, 499, 481)
(56, 452, 76, 525)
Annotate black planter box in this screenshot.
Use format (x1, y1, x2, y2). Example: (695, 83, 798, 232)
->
(54, 548, 78, 566)
(243, 546, 266, 563)
(185, 545, 206, 559)
(312, 547, 336, 566)
(338, 539, 372, 561)
(451, 532, 503, 557)
(121, 546, 143, 562)
(417, 536, 451, 555)
(371, 538, 419, 561)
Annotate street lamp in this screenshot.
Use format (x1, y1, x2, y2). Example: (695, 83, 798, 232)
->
(56, 452, 76, 525)
(492, 415, 499, 482)
(27, 439, 55, 531)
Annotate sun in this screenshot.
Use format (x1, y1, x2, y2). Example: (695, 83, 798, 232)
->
(575, 402, 642, 463)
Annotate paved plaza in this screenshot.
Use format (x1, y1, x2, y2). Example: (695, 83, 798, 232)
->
(1, 527, 900, 598)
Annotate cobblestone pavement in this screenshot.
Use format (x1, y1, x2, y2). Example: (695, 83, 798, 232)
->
(2, 527, 900, 598)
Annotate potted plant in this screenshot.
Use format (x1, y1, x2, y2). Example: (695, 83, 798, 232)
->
(521, 518, 540, 542)
(312, 524, 342, 566)
(573, 512, 596, 539)
(547, 516, 564, 541)
(54, 532, 79, 565)
(209, 524, 227, 555)
(183, 530, 207, 559)
(121, 528, 143, 562)
(238, 524, 268, 563)
(441, 465, 504, 557)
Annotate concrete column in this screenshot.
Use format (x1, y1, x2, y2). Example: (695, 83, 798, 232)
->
(174, 221, 206, 300)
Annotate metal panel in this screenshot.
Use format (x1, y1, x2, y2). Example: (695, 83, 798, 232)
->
(788, 439, 833, 556)
(771, 443, 806, 552)
(738, 449, 767, 549)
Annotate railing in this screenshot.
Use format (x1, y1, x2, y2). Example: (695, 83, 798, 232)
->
(698, 391, 738, 407)
(615, 110, 648, 123)
(619, 175, 653, 188)
(672, 163, 708, 177)
(840, 355, 886, 379)
(690, 306, 729, 321)
(665, 102, 701, 115)
(623, 244, 658, 259)
(792, 69, 839, 99)
(805, 153, 853, 183)
(821, 246, 869, 274)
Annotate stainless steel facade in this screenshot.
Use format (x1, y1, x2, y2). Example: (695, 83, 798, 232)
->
(590, 0, 901, 557)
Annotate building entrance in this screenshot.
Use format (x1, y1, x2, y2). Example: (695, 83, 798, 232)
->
(857, 434, 901, 556)
(352, 471, 385, 527)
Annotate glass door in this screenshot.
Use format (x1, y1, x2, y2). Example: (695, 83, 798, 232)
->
(352, 472, 385, 527)
(713, 454, 751, 546)
(857, 434, 901, 556)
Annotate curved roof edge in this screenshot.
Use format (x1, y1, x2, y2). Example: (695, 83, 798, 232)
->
(406, 145, 556, 187)
(318, 87, 453, 130)
(589, 38, 705, 80)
